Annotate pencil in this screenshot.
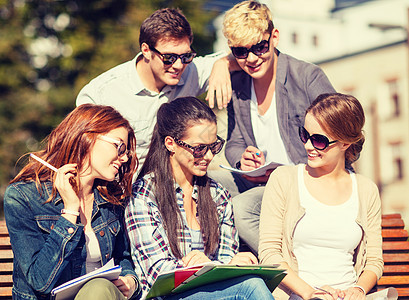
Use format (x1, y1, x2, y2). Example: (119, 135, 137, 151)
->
(314, 286, 331, 295)
(30, 153, 58, 172)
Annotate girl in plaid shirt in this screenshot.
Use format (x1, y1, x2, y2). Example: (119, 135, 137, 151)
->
(125, 97, 274, 299)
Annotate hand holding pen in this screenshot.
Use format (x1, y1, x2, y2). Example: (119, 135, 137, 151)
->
(31, 154, 80, 218)
(239, 146, 265, 171)
(312, 286, 343, 300)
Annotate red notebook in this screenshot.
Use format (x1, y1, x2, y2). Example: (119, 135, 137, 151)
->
(174, 267, 202, 287)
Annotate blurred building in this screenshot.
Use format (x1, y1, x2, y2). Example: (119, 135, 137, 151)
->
(211, 0, 409, 223)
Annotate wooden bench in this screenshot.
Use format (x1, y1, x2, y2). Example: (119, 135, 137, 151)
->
(0, 220, 12, 299)
(0, 214, 408, 299)
(375, 213, 409, 299)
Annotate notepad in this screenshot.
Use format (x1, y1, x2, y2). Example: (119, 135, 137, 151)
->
(219, 161, 282, 177)
(145, 263, 286, 299)
(51, 259, 122, 300)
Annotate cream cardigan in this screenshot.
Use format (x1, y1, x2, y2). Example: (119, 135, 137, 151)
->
(259, 165, 384, 300)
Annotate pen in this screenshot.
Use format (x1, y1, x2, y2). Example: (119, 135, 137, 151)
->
(30, 153, 58, 172)
(314, 286, 332, 295)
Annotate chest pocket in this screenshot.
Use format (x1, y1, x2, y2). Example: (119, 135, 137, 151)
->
(106, 219, 121, 237)
(130, 120, 150, 146)
(35, 216, 60, 233)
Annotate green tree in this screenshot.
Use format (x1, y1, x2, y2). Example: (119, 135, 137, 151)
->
(0, 0, 218, 217)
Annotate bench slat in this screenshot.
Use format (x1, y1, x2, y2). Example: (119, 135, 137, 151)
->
(382, 218, 405, 229)
(0, 250, 13, 260)
(0, 263, 13, 273)
(383, 264, 409, 274)
(383, 253, 409, 263)
(0, 237, 11, 251)
(382, 229, 409, 239)
(383, 241, 409, 251)
(377, 275, 409, 285)
(382, 214, 403, 219)
(0, 275, 12, 286)
(0, 286, 12, 297)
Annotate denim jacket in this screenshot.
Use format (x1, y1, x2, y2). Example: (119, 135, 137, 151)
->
(4, 180, 139, 300)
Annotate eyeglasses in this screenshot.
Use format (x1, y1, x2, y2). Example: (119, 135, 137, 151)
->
(99, 135, 130, 157)
(173, 136, 225, 158)
(299, 126, 337, 151)
(149, 46, 197, 66)
(230, 35, 271, 59)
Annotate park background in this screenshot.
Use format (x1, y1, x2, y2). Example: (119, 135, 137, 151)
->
(1, 0, 409, 226)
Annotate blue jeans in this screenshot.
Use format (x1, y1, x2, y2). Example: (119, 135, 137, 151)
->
(207, 170, 264, 253)
(165, 275, 274, 299)
(288, 293, 303, 300)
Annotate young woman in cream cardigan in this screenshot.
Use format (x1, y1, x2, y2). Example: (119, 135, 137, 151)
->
(259, 93, 383, 300)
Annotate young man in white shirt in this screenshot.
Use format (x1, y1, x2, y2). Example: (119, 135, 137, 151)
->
(77, 8, 235, 172)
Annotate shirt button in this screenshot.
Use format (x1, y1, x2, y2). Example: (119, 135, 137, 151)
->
(67, 228, 74, 234)
(99, 230, 105, 237)
(106, 253, 110, 259)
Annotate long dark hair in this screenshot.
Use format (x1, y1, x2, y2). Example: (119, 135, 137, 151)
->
(11, 104, 138, 205)
(306, 93, 365, 171)
(139, 97, 219, 258)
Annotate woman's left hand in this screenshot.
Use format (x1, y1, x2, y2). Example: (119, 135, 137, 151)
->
(228, 252, 258, 265)
(112, 275, 136, 299)
(182, 250, 211, 267)
(341, 286, 366, 300)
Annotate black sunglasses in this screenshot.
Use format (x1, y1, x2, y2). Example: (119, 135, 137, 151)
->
(173, 136, 225, 158)
(230, 35, 271, 59)
(149, 46, 197, 66)
(299, 126, 337, 151)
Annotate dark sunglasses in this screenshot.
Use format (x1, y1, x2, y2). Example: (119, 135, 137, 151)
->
(173, 135, 225, 158)
(149, 46, 197, 66)
(230, 35, 271, 59)
(299, 126, 337, 151)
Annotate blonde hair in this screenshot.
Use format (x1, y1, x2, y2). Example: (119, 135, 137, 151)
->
(223, 0, 274, 46)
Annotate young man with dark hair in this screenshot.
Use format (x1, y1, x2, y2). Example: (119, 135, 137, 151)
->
(77, 8, 235, 171)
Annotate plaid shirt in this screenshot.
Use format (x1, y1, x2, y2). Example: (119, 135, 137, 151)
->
(125, 173, 239, 298)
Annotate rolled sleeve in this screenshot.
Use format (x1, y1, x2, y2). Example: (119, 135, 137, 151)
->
(125, 179, 183, 296)
(190, 51, 227, 94)
(211, 181, 239, 263)
(4, 183, 84, 294)
(259, 168, 288, 265)
(363, 181, 384, 279)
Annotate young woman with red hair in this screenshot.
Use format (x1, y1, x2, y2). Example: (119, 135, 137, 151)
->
(4, 104, 140, 300)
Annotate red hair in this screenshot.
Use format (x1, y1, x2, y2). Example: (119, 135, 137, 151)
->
(11, 104, 138, 205)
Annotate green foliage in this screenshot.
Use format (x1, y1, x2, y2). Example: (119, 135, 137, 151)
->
(0, 0, 217, 214)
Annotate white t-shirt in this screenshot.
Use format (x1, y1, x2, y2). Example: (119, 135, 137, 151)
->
(293, 165, 362, 289)
(85, 229, 102, 273)
(249, 80, 292, 165)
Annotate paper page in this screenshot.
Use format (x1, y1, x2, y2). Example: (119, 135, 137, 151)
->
(219, 161, 282, 177)
(366, 287, 398, 300)
(155, 261, 219, 276)
(51, 259, 121, 299)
